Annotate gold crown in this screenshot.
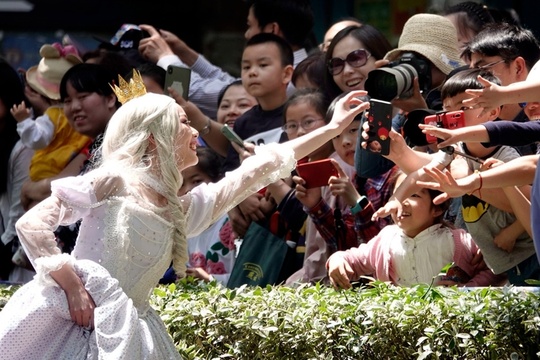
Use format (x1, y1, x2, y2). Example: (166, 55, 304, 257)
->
(110, 69, 147, 105)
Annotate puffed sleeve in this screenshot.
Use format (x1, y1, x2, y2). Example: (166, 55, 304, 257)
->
(15, 174, 105, 285)
(184, 143, 296, 236)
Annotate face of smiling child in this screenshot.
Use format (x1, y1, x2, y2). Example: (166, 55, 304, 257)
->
(391, 175, 443, 238)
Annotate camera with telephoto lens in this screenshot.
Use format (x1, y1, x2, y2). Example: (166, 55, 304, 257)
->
(364, 52, 432, 102)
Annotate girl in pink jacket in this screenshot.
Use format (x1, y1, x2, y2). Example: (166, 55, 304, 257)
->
(326, 172, 506, 288)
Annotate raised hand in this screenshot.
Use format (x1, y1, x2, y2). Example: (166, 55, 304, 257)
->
(10, 101, 31, 122)
(416, 167, 472, 204)
(463, 76, 505, 118)
(138, 24, 174, 63)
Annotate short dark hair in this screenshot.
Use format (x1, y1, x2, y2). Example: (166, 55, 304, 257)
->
(60, 63, 117, 104)
(135, 62, 166, 89)
(441, 68, 500, 100)
(195, 146, 224, 182)
(292, 51, 326, 90)
(246, 0, 314, 48)
(245, 32, 294, 67)
(462, 22, 540, 70)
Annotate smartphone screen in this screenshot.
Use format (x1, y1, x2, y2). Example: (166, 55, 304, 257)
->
(164, 65, 191, 100)
(366, 98, 393, 155)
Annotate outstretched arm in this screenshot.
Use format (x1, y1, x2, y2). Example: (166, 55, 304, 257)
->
(416, 155, 538, 204)
(463, 74, 540, 117)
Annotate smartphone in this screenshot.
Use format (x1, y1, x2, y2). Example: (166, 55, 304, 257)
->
(296, 159, 338, 188)
(164, 65, 191, 100)
(221, 124, 246, 149)
(366, 98, 393, 155)
(424, 110, 465, 144)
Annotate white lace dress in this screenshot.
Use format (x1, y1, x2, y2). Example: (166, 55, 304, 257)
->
(0, 144, 295, 360)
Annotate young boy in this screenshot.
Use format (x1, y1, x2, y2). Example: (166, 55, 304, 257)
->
(378, 68, 538, 286)
(224, 32, 293, 239)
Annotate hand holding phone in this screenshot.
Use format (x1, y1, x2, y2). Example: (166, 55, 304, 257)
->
(164, 65, 191, 100)
(296, 159, 338, 188)
(366, 99, 393, 155)
(424, 110, 465, 144)
(220, 124, 246, 149)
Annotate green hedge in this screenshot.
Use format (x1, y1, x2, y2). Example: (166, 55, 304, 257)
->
(2, 280, 540, 359)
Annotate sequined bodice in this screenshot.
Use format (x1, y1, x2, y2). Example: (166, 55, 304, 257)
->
(72, 198, 173, 312)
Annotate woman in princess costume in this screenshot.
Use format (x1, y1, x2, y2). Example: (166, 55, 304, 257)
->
(0, 70, 369, 359)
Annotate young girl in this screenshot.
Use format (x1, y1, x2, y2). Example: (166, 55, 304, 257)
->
(0, 73, 369, 358)
(294, 95, 398, 253)
(326, 171, 506, 289)
(161, 146, 235, 285)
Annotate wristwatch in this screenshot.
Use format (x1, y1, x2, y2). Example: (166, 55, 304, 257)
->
(350, 196, 369, 215)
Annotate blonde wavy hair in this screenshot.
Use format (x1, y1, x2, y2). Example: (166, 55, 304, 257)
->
(100, 92, 189, 278)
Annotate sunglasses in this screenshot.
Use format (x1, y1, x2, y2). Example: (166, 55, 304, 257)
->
(328, 49, 371, 75)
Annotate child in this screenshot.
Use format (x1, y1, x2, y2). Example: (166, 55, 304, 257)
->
(376, 68, 539, 286)
(10, 43, 90, 196)
(286, 94, 398, 284)
(161, 147, 235, 285)
(295, 95, 398, 251)
(266, 88, 336, 281)
(326, 171, 506, 288)
(223, 33, 293, 241)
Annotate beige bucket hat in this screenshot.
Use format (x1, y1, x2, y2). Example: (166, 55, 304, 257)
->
(385, 14, 464, 75)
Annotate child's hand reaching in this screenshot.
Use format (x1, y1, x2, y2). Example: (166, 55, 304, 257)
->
(186, 267, 212, 282)
(327, 159, 359, 206)
(326, 253, 354, 289)
(10, 101, 31, 122)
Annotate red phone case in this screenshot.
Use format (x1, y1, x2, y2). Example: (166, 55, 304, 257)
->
(424, 110, 465, 144)
(296, 159, 338, 188)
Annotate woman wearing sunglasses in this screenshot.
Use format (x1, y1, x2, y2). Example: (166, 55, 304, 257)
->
(324, 25, 393, 102)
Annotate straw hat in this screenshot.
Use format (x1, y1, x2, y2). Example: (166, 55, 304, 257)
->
(385, 14, 464, 75)
(26, 43, 82, 100)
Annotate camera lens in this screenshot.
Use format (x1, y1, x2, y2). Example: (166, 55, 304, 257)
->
(365, 63, 418, 101)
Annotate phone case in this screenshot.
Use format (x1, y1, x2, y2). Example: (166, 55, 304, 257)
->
(164, 65, 191, 100)
(296, 159, 338, 188)
(424, 110, 465, 144)
(367, 99, 392, 155)
(220, 125, 246, 148)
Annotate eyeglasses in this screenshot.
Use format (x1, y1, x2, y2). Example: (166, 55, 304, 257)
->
(328, 49, 371, 75)
(476, 59, 505, 70)
(282, 118, 324, 134)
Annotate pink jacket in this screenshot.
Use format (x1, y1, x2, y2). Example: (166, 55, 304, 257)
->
(328, 224, 505, 287)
